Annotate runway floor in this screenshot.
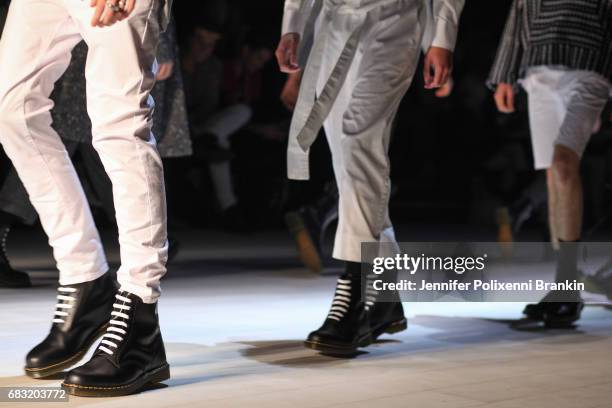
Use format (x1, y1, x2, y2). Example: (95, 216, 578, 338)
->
(1, 228, 611, 407)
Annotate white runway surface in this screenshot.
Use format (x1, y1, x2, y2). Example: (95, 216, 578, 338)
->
(1, 230, 611, 407)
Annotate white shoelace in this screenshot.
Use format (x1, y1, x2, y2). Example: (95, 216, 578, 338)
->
(52, 287, 77, 324)
(327, 278, 352, 322)
(364, 273, 378, 311)
(98, 293, 132, 356)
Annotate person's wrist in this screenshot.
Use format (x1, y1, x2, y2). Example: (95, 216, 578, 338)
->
(287, 73, 301, 82)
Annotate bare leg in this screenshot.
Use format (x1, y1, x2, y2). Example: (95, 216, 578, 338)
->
(548, 145, 581, 291)
(526, 145, 582, 322)
(546, 168, 560, 250)
(550, 145, 582, 242)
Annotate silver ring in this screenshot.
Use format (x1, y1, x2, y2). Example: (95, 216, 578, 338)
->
(106, 0, 122, 13)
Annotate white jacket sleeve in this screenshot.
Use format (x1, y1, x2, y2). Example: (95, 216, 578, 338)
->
(428, 0, 465, 52)
(282, 0, 313, 36)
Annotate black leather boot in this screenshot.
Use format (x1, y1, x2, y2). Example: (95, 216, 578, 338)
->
(62, 290, 170, 397)
(304, 263, 407, 356)
(523, 291, 584, 328)
(524, 241, 584, 327)
(364, 266, 407, 340)
(24, 273, 116, 378)
(0, 225, 31, 288)
(305, 273, 371, 355)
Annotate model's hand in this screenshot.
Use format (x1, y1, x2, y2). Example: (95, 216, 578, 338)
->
(91, 0, 135, 27)
(280, 72, 302, 111)
(424, 46, 453, 89)
(276, 33, 301, 73)
(494, 83, 515, 113)
(156, 61, 174, 81)
(434, 77, 454, 98)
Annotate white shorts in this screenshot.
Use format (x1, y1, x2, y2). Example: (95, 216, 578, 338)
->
(521, 66, 610, 170)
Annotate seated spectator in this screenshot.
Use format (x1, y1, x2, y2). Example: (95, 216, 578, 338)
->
(181, 13, 277, 230)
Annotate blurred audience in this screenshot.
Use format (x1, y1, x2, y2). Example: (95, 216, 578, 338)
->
(179, 1, 282, 230)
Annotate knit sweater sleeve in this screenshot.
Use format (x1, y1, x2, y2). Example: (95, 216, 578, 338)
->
(486, 0, 525, 89)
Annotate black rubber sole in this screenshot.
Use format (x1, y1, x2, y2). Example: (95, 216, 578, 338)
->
(304, 318, 408, 356)
(61, 363, 170, 397)
(303, 335, 370, 356)
(373, 318, 408, 339)
(24, 324, 109, 379)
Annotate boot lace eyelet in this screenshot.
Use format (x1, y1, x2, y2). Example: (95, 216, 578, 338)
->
(327, 278, 352, 321)
(52, 287, 78, 324)
(98, 292, 132, 356)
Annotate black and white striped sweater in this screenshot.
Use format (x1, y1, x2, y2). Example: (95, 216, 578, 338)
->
(487, 0, 612, 88)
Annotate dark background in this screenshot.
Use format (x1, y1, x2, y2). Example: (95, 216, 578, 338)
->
(172, 0, 612, 238)
(2, 0, 612, 241)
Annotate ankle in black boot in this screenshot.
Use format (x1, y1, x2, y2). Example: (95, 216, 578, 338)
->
(523, 240, 583, 327)
(304, 272, 371, 356)
(24, 273, 116, 378)
(0, 225, 31, 288)
(523, 299, 584, 327)
(523, 291, 584, 328)
(304, 262, 407, 356)
(62, 290, 170, 397)
(364, 270, 407, 340)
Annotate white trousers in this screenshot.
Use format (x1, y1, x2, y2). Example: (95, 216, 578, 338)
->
(522, 66, 611, 170)
(0, 0, 168, 303)
(293, 0, 426, 261)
